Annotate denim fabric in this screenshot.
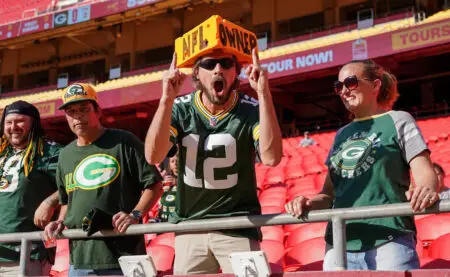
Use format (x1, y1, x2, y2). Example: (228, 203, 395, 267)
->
(323, 232, 420, 271)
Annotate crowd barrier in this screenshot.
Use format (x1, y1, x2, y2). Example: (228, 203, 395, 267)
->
(3, 200, 450, 276)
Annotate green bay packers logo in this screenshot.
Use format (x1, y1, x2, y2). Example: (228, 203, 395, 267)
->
(331, 139, 372, 170)
(165, 194, 176, 202)
(329, 135, 378, 179)
(73, 154, 120, 190)
(65, 84, 86, 99)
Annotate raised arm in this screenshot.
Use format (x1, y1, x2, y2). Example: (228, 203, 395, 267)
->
(145, 53, 186, 164)
(246, 49, 282, 166)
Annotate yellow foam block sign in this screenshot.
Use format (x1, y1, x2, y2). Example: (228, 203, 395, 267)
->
(175, 15, 258, 68)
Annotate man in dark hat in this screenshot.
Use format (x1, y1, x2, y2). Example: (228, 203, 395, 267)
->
(0, 100, 62, 276)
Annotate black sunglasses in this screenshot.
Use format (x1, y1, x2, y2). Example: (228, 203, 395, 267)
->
(333, 75, 373, 95)
(198, 58, 235, 70)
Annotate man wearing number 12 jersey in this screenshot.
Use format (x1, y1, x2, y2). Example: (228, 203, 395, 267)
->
(145, 46, 282, 273)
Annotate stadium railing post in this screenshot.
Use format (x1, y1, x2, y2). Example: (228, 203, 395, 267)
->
(332, 216, 347, 270)
(19, 238, 31, 277)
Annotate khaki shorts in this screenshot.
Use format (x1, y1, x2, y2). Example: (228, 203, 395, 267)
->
(174, 231, 260, 274)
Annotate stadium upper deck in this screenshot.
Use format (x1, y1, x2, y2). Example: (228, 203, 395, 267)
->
(0, 8, 442, 108)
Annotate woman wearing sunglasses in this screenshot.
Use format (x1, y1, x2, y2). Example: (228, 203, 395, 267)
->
(285, 59, 437, 270)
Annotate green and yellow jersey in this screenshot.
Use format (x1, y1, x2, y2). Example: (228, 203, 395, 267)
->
(169, 90, 262, 241)
(0, 141, 62, 262)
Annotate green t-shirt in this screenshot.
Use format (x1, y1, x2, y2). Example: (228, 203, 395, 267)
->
(57, 129, 162, 270)
(0, 141, 61, 262)
(169, 90, 262, 241)
(325, 111, 427, 251)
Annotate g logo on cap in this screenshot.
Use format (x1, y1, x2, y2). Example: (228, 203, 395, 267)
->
(65, 84, 87, 99)
(59, 83, 99, 110)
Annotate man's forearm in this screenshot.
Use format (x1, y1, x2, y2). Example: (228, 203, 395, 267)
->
(44, 191, 61, 208)
(133, 182, 163, 215)
(145, 97, 175, 164)
(57, 205, 68, 222)
(258, 91, 282, 166)
(310, 194, 334, 210)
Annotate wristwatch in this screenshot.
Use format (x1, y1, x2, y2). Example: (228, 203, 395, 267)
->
(130, 210, 143, 222)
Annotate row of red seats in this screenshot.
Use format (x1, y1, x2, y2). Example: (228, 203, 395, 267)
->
(0, 0, 53, 24)
(0, 0, 90, 25)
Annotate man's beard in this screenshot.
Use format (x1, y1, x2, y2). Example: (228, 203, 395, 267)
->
(199, 77, 236, 106)
(6, 134, 29, 149)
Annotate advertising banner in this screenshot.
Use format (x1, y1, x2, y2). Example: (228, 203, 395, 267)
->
(17, 15, 52, 36)
(392, 20, 450, 51)
(0, 23, 20, 40)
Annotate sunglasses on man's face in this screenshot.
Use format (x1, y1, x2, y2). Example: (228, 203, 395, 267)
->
(198, 58, 235, 70)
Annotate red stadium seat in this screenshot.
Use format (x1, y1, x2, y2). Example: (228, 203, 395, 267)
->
(261, 226, 285, 243)
(149, 232, 175, 248)
(255, 170, 267, 187)
(0, 0, 54, 24)
(284, 223, 305, 236)
(262, 183, 287, 195)
(285, 222, 327, 251)
(259, 191, 286, 202)
(282, 141, 297, 157)
(439, 133, 448, 140)
(285, 165, 305, 179)
(259, 196, 285, 208)
(51, 239, 69, 273)
(416, 237, 424, 258)
(284, 237, 326, 272)
(315, 173, 327, 187)
(286, 156, 303, 167)
(287, 186, 320, 200)
(304, 164, 325, 175)
(416, 214, 450, 242)
(56, 239, 69, 252)
(49, 269, 69, 277)
(265, 168, 285, 184)
(286, 175, 317, 189)
(261, 205, 284, 215)
(419, 233, 450, 269)
(303, 154, 319, 164)
(259, 184, 287, 206)
(429, 233, 450, 260)
(146, 244, 175, 273)
(260, 240, 285, 273)
(145, 233, 157, 245)
(51, 249, 69, 274)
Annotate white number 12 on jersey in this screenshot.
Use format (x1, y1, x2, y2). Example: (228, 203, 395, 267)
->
(182, 133, 238, 189)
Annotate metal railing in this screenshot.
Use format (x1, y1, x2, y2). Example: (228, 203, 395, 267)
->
(6, 200, 450, 276)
